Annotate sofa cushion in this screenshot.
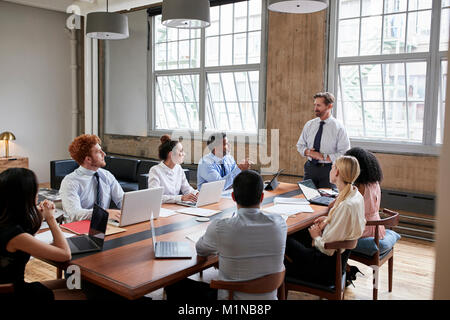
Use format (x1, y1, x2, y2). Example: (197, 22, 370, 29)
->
(353, 229, 401, 257)
(107, 157, 140, 182)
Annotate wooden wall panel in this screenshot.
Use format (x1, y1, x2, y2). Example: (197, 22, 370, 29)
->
(266, 10, 327, 176)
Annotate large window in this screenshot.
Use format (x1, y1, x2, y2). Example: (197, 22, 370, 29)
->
(330, 0, 449, 153)
(150, 0, 265, 135)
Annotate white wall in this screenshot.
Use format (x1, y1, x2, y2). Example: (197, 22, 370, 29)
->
(104, 10, 148, 136)
(0, 1, 73, 183)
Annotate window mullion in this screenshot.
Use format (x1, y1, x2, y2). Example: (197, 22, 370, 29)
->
(403, 63, 410, 140)
(423, 0, 443, 145)
(232, 72, 245, 130)
(380, 64, 387, 138)
(199, 26, 206, 133)
(358, 65, 367, 136)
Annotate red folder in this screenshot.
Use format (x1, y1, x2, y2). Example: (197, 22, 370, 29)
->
(60, 220, 90, 235)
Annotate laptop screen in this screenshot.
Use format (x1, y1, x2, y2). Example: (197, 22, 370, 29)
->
(89, 204, 108, 247)
(298, 180, 321, 200)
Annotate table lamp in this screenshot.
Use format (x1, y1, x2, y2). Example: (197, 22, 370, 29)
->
(0, 131, 16, 158)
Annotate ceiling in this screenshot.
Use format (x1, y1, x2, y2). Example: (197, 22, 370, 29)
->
(3, 0, 160, 14)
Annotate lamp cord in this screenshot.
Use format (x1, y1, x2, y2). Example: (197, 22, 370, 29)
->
(107, 0, 109, 12)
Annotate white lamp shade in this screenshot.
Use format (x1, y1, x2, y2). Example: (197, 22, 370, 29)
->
(86, 12, 129, 40)
(268, 0, 328, 14)
(162, 0, 210, 29)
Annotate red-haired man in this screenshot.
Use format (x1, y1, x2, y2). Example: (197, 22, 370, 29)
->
(59, 134, 123, 222)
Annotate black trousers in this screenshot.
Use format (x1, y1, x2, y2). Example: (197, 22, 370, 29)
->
(285, 229, 349, 286)
(165, 278, 218, 301)
(303, 161, 334, 189)
(3, 282, 54, 301)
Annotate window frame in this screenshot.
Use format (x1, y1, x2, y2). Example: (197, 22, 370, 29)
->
(327, 0, 448, 155)
(147, 0, 268, 140)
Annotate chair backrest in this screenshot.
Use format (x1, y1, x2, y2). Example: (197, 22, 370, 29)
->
(324, 239, 357, 297)
(0, 283, 14, 294)
(365, 209, 400, 228)
(210, 269, 286, 300)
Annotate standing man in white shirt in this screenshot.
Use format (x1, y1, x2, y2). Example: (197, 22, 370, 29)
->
(296, 92, 350, 188)
(59, 134, 123, 223)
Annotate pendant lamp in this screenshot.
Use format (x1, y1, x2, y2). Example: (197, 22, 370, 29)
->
(268, 0, 328, 14)
(162, 0, 210, 29)
(86, 0, 129, 39)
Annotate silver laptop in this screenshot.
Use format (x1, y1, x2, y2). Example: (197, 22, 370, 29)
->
(177, 180, 225, 207)
(150, 217, 192, 259)
(297, 179, 335, 206)
(110, 187, 164, 227)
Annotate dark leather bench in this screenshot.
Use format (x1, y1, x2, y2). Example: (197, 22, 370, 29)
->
(50, 156, 190, 192)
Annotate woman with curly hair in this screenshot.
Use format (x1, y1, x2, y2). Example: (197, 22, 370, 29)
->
(345, 147, 385, 239)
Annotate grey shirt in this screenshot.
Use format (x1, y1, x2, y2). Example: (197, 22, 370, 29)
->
(196, 207, 287, 300)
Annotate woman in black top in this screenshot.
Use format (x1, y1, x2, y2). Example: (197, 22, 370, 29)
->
(0, 168, 72, 300)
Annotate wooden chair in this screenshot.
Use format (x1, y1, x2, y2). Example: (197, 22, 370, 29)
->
(284, 239, 357, 300)
(210, 269, 286, 300)
(349, 208, 400, 300)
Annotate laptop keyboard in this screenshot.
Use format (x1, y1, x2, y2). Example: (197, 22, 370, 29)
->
(70, 236, 95, 250)
(157, 242, 178, 256)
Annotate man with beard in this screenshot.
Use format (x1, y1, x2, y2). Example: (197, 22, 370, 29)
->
(296, 92, 350, 188)
(59, 134, 123, 223)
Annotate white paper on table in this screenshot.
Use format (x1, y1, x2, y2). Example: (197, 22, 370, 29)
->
(39, 221, 49, 230)
(176, 207, 221, 217)
(262, 204, 314, 216)
(273, 197, 310, 205)
(159, 208, 178, 218)
(221, 189, 233, 199)
(185, 230, 206, 243)
(35, 230, 74, 244)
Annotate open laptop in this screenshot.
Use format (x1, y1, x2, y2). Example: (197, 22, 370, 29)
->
(67, 204, 108, 254)
(264, 169, 284, 191)
(297, 179, 335, 206)
(109, 187, 164, 227)
(150, 216, 192, 259)
(177, 180, 225, 207)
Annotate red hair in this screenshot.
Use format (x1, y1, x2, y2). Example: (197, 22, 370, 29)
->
(69, 134, 101, 165)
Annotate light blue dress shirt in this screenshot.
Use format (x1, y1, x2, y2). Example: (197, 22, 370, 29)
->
(196, 207, 287, 300)
(196, 152, 241, 190)
(59, 166, 124, 222)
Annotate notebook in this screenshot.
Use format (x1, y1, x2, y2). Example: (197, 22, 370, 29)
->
(177, 180, 225, 207)
(150, 217, 192, 259)
(66, 204, 108, 254)
(297, 180, 335, 206)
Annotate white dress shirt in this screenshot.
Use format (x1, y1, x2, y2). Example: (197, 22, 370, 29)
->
(147, 162, 196, 203)
(296, 116, 350, 163)
(196, 208, 287, 300)
(59, 166, 124, 223)
(313, 187, 366, 256)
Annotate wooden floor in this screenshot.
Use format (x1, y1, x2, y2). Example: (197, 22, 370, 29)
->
(25, 237, 435, 300)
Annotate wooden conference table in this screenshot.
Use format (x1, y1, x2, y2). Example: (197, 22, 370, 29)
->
(52, 183, 329, 300)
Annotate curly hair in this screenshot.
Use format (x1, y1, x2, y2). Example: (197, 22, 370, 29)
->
(69, 134, 101, 165)
(344, 147, 383, 185)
